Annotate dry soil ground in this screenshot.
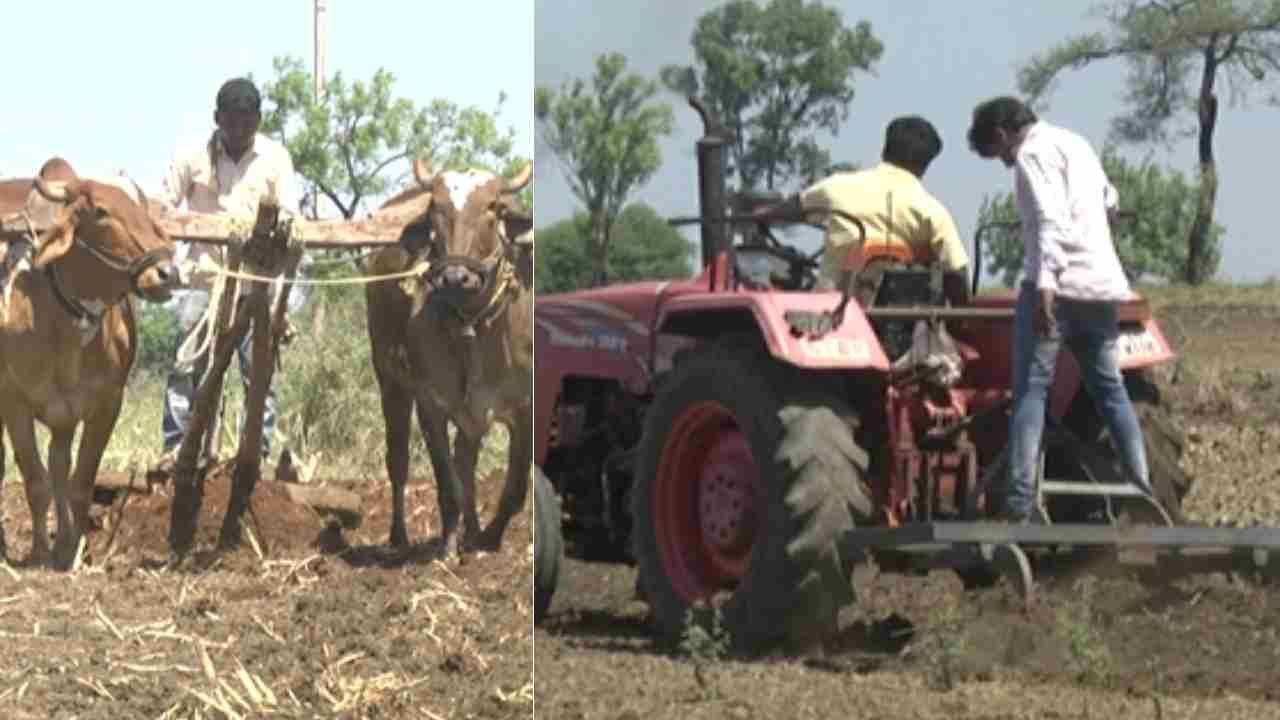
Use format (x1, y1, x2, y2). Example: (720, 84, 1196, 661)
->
(0, 463, 534, 719)
(536, 300, 1280, 720)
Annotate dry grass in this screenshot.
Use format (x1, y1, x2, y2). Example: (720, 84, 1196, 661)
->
(1137, 280, 1280, 311)
(0, 513, 533, 719)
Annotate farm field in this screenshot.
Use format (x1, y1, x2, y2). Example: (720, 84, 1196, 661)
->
(0, 285, 535, 719)
(0, 460, 534, 719)
(535, 286, 1280, 720)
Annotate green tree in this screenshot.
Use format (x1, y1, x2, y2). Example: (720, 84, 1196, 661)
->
(1018, 0, 1280, 284)
(259, 56, 523, 220)
(536, 53, 675, 287)
(973, 147, 1225, 287)
(661, 0, 883, 192)
(535, 203, 694, 293)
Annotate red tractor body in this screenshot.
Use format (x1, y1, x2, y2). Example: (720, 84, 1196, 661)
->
(531, 97, 1248, 652)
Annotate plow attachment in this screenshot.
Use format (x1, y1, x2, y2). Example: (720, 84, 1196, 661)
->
(843, 522, 1280, 600)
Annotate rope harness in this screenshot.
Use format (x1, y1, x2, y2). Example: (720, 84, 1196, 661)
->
(425, 251, 516, 338)
(4, 210, 175, 342)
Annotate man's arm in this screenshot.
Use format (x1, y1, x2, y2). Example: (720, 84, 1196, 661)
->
(930, 203, 971, 306)
(271, 145, 308, 313)
(749, 193, 807, 223)
(1103, 180, 1121, 226)
(942, 271, 970, 307)
(272, 145, 303, 218)
(159, 152, 191, 211)
(1014, 150, 1071, 293)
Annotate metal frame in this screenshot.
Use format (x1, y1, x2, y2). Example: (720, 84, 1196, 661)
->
(839, 521, 1280, 600)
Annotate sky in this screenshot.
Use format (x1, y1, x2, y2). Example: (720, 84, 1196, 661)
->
(1, 0, 534, 218)
(534, 0, 1280, 283)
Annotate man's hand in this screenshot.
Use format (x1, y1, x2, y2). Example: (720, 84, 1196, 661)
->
(278, 318, 297, 346)
(942, 271, 970, 307)
(1035, 287, 1056, 336)
(750, 194, 804, 224)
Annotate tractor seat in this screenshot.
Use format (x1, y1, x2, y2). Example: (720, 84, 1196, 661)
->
(860, 255, 947, 362)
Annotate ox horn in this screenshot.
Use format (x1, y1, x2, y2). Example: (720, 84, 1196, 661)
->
(412, 157, 435, 188)
(123, 173, 150, 213)
(33, 176, 76, 203)
(501, 162, 533, 195)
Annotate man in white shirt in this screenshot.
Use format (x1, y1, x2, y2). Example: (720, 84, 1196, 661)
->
(967, 95, 1153, 522)
(159, 77, 303, 461)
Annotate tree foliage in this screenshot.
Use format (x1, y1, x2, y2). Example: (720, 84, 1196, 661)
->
(661, 0, 883, 192)
(974, 147, 1225, 287)
(259, 56, 523, 220)
(1017, 0, 1280, 284)
(535, 203, 693, 294)
(535, 52, 675, 287)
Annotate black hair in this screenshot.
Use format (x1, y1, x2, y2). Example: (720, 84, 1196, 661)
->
(881, 116, 942, 177)
(967, 96, 1037, 157)
(216, 77, 261, 113)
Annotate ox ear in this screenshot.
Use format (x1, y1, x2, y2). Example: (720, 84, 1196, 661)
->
(501, 210, 534, 244)
(31, 214, 79, 270)
(399, 217, 434, 256)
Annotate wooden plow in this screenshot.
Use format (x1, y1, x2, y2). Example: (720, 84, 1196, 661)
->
(3, 197, 415, 561)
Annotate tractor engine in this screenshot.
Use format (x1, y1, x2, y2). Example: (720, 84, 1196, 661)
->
(886, 386, 979, 524)
(878, 312, 982, 525)
(544, 379, 646, 560)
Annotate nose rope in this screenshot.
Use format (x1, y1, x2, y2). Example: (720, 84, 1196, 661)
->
(10, 208, 174, 341)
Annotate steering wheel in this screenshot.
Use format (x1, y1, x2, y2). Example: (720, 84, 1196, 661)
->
(746, 220, 820, 290)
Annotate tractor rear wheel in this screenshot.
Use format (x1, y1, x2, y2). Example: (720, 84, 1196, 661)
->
(534, 466, 562, 625)
(1064, 370, 1188, 523)
(631, 339, 873, 655)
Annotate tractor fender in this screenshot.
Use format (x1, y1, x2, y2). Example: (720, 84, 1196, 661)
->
(654, 290, 892, 371)
(1049, 312, 1177, 420)
(533, 308, 659, 464)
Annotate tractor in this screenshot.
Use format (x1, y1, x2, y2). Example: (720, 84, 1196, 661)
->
(532, 96, 1280, 652)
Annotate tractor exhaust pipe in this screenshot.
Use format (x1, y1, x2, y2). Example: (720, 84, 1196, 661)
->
(689, 96, 729, 271)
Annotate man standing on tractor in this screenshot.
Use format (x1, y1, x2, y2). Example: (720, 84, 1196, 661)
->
(752, 115, 971, 308)
(966, 95, 1156, 523)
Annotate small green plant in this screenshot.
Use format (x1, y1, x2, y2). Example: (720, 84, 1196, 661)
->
(679, 603, 730, 662)
(678, 603, 729, 702)
(1057, 577, 1114, 687)
(916, 601, 968, 691)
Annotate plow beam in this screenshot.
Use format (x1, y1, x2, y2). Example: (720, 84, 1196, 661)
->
(842, 522, 1280, 600)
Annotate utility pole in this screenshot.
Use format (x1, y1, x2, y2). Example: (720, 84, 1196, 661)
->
(309, 0, 328, 218)
(313, 0, 327, 102)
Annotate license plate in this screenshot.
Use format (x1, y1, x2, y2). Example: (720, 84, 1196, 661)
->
(1117, 327, 1161, 361)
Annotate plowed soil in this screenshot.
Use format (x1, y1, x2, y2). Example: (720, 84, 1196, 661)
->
(0, 463, 533, 719)
(536, 302, 1280, 719)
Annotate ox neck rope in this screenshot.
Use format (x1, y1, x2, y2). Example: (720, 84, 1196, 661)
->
(44, 264, 110, 342)
(426, 251, 517, 337)
(424, 250, 519, 406)
(30, 212, 172, 342)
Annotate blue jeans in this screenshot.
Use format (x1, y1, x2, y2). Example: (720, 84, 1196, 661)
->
(162, 290, 276, 458)
(1006, 284, 1150, 517)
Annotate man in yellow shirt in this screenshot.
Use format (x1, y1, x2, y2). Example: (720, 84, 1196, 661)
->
(754, 115, 970, 307)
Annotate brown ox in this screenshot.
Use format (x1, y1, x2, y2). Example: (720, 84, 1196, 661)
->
(0, 158, 178, 568)
(365, 160, 533, 557)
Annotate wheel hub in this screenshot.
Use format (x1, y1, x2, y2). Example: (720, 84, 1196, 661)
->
(654, 401, 762, 601)
(698, 429, 757, 558)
